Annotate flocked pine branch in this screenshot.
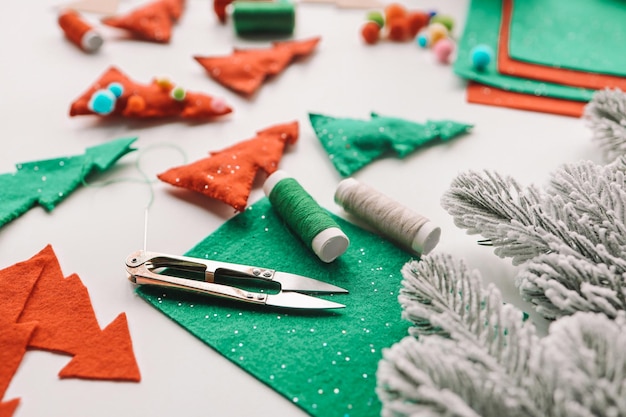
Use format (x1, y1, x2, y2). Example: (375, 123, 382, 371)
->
(377, 253, 626, 417)
(584, 88, 626, 162)
(440, 157, 626, 319)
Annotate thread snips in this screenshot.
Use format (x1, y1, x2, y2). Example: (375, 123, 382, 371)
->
(125, 250, 348, 310)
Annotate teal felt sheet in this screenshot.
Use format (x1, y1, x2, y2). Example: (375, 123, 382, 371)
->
(136, 198, 413, 417)
(454, 0, 594, 102)
(509, 0, 626, 77)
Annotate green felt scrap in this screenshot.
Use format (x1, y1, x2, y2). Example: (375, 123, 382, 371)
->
(136, 198, 413, 417)
(309, 112, 472, 177)
(510, 0, 626, 77)
(0, 138, 137, 228)
(454, 0, 595, 102)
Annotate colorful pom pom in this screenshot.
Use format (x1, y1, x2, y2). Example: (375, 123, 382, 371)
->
(432, 38, 454, 64)
(416, 29, 430, 48)
(155, 77, 173, 90)
(171, 86, 186, 101)
(366, 11, 384, 28)
(107, 82, 124, 98)
(428, 22, 448, 46)
(429, 14, 454, 32)
(87, 89, 116, 115)
(384, 3, 407, 23)
(361, 21, 380, 44)
(210, 97, 227, 113)
(406, 11, 429, 38)
(387, 18, 410, 42)
(470, 44, 493, 71)
(125, 95, 146, 113)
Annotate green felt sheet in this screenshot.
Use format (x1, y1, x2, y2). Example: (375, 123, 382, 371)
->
(136, 198, 413, 417)
(509, 0, 626, 77)
(454, 0, 594, 102)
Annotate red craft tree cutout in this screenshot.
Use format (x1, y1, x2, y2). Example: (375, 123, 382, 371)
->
(158, 121, 299, 211)
(0, 246, 140, 417)
(194, 37, 321, 96)
(102, 0, 185, 43)
(69, 66, 232, 120)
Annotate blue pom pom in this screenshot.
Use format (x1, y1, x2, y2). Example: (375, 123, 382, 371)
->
(470, 44, 493, 71)
(107, 82, 124, 98)
(88, 89, 116, 115)
(416, 32, 429, 48)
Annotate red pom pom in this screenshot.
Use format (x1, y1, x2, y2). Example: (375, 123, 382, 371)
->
(384, 2, 407, 23)
(361, 21, 380, 44)
(406, 11, 430, 38)
(387, 17, 410, 42)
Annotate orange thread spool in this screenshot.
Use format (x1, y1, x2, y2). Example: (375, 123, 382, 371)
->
(58, 10, 103, 53)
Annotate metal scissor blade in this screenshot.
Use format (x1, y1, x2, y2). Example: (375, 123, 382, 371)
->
(272, 271, 349, 294)
(265, 292, 345, 310)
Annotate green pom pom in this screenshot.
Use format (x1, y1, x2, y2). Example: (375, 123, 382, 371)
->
(171, 86, 186, 101)
(366, 11, 384, 28)
(430, 14, 454, 32)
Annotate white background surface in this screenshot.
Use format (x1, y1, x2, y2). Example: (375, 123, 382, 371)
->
(1, 0, 603, 416)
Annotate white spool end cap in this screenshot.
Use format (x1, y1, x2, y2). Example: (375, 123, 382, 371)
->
(334, 177, 359, 205)
(82, 30, 104, 52)
(412, 222, 441, 255)
(312, 227, 350, 263)
(263, 169, 290, 196)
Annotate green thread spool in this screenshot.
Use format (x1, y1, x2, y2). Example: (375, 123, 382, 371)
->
(231, 1, 296, 36)
(264, 170, 350, 263)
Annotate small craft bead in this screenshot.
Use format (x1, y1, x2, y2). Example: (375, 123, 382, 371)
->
(387, 17, 410, 42)
(126, 95, 146, 113)
(361, 21, 381, 44)
(429, 14, 454, 32)
(107, 82, 124, 98)
(432, 38, 454, 64)
(366, 11, 384, 28)
(171, 86, 186, 101)
(470, 44, 493, 71)
(88, 89, 116, 114)
(406, 11, 430, 38)
(428, 22, 448, 45)
(384, 3, 407, 23)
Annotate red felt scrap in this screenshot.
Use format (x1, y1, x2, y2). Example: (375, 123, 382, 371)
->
(0, 323, 37, 401)
(59, 313, 141, 382)
(0, 245, 141, 413)
(466, 81, 585, 117)
(0, 398, 19, 417)
(194, 37, 321, 95)
(0, 250, 45, 323)
(69, 66, 232, 120)
(101, 0, 180, 43)
(158, 121, 299, 211)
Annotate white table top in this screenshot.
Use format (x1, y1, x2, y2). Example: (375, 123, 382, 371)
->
(1, 0, 602, 415)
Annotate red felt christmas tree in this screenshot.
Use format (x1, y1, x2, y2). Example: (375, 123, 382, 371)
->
(158, 121, 299, 211)
(194, 37, 321, 95)
(102, 0, 185, 43)
(70, 66, 232, 120)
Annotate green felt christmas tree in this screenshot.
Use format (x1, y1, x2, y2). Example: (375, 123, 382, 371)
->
(0, 137, 137, 228)
(308, 112, 472, 177)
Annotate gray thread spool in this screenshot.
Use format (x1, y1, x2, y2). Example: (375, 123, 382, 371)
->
(334, 178, 441, 255)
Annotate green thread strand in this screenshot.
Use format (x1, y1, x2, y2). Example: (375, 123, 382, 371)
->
(269, 177, 340, 250)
